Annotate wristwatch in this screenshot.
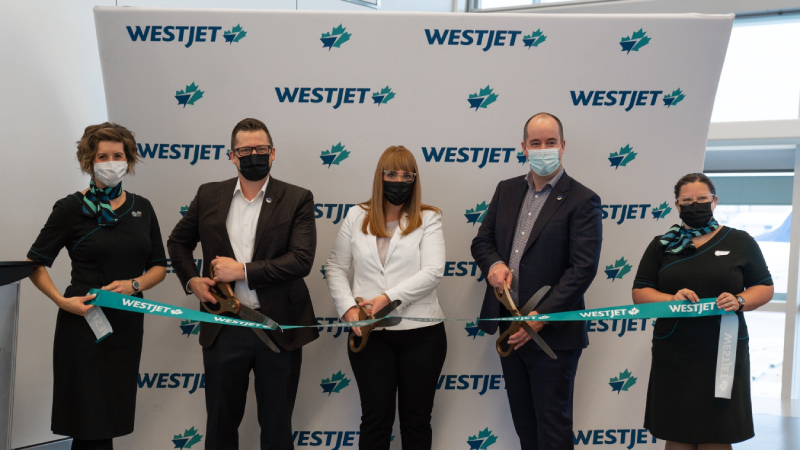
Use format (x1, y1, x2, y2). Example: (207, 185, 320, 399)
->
(737, 295, 745, 311)
(131, 278, 141, 295)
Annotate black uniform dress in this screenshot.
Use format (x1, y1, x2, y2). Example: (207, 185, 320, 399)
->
(632, 226, 772, 444)
(27, 191, 166, 439)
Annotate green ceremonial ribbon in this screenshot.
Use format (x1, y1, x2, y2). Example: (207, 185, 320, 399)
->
(89, 289, 732, 334)
(88, 289, 390, 331)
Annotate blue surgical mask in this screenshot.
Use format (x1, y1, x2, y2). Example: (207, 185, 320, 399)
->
(527, 147, 560, 176)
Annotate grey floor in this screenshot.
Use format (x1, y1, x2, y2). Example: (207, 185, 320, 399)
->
(734, 414, 800, 450)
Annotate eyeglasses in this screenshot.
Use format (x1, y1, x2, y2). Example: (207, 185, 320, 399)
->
(232, 145, 273, 157)
(383, 170, 416, 183)
(677, 194, 715, 206)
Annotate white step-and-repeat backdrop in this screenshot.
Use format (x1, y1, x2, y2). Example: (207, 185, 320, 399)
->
(91, 7, 732, 449)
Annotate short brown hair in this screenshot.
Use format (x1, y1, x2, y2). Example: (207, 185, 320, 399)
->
(674, 173, 716, 199)
(523, 112, 564, 142)
(76, 122, 140, 175)
(360, 146, 440, 237)
(231, 118, 273, 151)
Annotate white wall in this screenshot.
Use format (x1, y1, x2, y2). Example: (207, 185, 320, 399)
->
(0, 1, 452, 447)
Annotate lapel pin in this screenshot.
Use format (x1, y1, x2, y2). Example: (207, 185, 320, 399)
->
(266, 198, 272, 203)
(557, 196, 563, 201)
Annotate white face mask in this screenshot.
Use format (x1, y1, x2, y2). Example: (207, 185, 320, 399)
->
(527, 147, 561, 177)
(94, 161, 128, 187)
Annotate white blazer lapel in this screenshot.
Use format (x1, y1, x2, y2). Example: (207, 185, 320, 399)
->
(383, 213, 407, 267)
(366, 231, 382, 269)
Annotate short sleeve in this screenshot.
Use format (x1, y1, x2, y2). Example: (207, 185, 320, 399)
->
(27, 196, 78, 267)
(145, 199, 167, 270)
(742, 233, 773, 288)
(632, 236, 663, 290)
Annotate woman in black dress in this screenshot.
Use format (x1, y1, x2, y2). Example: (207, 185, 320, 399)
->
(26, 123, 167, 450)
(632, 173, 774, 450)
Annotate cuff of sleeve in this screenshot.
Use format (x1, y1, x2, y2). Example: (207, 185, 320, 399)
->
(185, 278, 195, 295)
(27, 250, 55, 268)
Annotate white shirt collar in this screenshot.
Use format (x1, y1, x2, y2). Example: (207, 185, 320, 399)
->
(233, 176, 270, 201)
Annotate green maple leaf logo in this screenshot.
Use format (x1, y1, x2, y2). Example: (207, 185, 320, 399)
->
(372, 86, 395, 104)
(605, 257, 632, 280)
(621, 28, 651, 52)
(469, 86, 498, 109)
(610, 369, 638, 392)
(667, 88, 685, 106)
(523, 29, 547, 47)
(180, 319, 200, 335)
(224, 24, 247, 43)
(609, 144, 637, 168)
(322, 24, 351, 47)
(654, 201, 673, 219)
(174, 427, 203, 448)
(320, 142, 350, 166)
(322, 371, 351, 394)
(176, 82, 204, 105)
(468, 428, 497, 449)
(465, 201, 489, 224)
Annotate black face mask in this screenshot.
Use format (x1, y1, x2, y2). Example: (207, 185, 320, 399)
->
(383, 181, 414, 206)
(679, 201, 714, 228)
(238, 153, 271, 182)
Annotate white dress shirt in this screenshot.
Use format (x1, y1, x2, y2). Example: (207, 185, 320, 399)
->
(225, 177, 269, 309)
(325, 206, 446, 330)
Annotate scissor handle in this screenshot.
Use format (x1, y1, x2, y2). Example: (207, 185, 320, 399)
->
(348, 297, 376, 353)
(201, 265, 241, 315)
(496, 325, 518, 357)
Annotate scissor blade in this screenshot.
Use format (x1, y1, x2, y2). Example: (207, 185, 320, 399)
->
(520, 286, 551, 316)
(238, 305, 281, 332)
(250, 328, 280, 353)
(374, 316, 403, 328)
(374, 300, 402, 319)
(521, 322, 557, 359)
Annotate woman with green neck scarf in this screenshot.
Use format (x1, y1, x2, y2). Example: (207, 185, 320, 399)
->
(26, 123, 167, 450)
(632, 173, 774, 450)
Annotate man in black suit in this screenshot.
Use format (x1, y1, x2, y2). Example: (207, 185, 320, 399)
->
(471, 113, 602, 450)
(167, 118, 318, 450)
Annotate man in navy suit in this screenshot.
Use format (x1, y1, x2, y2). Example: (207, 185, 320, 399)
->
(471, 113, 602, 450)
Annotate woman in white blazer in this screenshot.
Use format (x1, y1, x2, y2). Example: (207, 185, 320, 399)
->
(325, 145, 447, 450)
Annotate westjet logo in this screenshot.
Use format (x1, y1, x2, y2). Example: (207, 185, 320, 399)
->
(437, 374, 505, 395)
(314, 203, 357, 224)
(574, 428, 657, 448)
(126, 25, 246, 47)
(421, 147, 517, 168)
(137, 143, 228, 165)
(138, 373, 205, 394)
(424, 29, 524, 51)
(570, 90, 685, 111)
(275, 88, 377, 109)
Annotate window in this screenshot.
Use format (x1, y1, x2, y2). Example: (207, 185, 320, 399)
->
(711, 14, 800, 123)
(475, 0, 583, 9)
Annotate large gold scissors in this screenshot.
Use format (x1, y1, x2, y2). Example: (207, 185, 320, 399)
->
(495, 282, 557, 359)
(201, 265, 281, 353)
(348, 297, 403, 353)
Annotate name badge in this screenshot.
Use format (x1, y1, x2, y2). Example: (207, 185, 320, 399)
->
(715, 251, 730, 256)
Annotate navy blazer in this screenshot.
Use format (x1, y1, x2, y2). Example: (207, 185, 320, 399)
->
(471, 171, 602, 351)
(167, 177, 319, 351)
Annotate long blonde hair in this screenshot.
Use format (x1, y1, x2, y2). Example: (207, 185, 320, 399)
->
(360, 146, 440, 237)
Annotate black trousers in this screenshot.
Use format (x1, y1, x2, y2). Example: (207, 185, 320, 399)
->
(71, 438, 112, 450)
(203, 325, 302, 450)
(499, 344, 582, 450)
(348, 323, 447, 450)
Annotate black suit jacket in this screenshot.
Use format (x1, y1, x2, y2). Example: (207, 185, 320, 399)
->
(471, 171, 602, 351)
(167, 177, 319, 351)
